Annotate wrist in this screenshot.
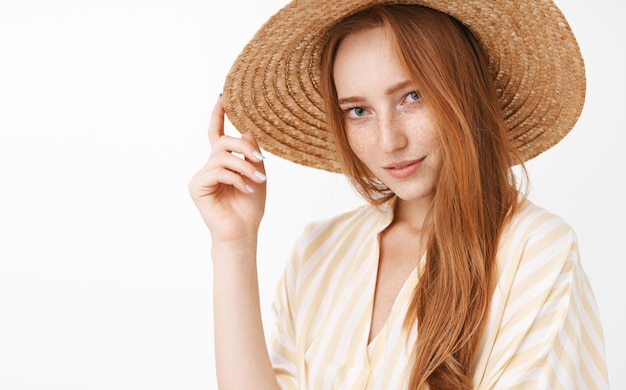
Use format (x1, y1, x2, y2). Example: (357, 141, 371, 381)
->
(210, 233, 259, 265)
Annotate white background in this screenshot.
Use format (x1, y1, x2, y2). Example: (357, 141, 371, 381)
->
(0, 0, 624, 388)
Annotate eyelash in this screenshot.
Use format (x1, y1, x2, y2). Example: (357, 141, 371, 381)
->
(342, 91, 421, 119)
(344, 106, 367, 118)
(406, 91, 421, 102)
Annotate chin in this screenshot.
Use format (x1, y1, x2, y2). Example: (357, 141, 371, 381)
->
(388, 185, 435, 203)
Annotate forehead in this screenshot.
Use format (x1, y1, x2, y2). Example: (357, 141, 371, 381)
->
(333, 27, 410, 97)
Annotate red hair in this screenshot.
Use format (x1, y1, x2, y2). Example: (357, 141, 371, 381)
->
(320, 5, 524, 388)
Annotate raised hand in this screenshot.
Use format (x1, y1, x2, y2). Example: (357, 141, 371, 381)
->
(189, 96, 267, 243)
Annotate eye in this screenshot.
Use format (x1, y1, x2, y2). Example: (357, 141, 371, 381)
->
(406, 91, 421, 103)
(346, 106, 368, 118)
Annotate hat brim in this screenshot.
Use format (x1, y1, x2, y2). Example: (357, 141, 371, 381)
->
(223, 0, 585, 173)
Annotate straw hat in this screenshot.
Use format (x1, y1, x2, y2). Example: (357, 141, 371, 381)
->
(222, 0, 585, 173)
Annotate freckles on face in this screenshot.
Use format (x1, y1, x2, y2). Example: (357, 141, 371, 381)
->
(332, 27, 443, 202)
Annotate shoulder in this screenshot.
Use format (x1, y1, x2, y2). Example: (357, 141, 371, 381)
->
(297, 201, 392, 246)
(501, 199, 578, 255)
(496, 199, 582, 289)
(288, 201, 392, 271)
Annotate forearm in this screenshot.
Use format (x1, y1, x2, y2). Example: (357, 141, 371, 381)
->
(211, 238, 280, 390)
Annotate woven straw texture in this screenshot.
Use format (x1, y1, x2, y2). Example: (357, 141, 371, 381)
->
(223, 0, 585, 173)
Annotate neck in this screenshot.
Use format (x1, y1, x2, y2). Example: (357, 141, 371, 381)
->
(393, 195, 433, 232)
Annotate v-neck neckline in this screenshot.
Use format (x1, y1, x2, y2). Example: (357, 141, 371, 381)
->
(366, 265, 418, 348)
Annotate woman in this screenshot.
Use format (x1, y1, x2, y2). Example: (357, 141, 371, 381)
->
(190, 1, 608, 389)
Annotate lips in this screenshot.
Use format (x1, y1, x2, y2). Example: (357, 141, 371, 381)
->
(383, 157, 425, 179)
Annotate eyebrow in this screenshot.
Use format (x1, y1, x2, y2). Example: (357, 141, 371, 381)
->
(337, 80, 414, 105)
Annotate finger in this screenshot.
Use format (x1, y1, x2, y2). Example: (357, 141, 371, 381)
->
(208, 95, 225, 147)
(241, 130, 266, 170)
(190, 166, 255, 197)
(211, 133, 266, 164)
(205, 153, 267, 184)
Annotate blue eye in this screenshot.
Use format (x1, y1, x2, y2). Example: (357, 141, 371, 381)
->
(348, 107, 367, 117)
(406, 91, 421, 102)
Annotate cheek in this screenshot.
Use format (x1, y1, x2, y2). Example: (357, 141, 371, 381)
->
(429, 131, 442, 150)
(419, 120, 442, 150)
(345, 128, 365, 156)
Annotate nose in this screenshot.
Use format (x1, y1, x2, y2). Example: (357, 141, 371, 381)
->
(378, 111, 408, 153)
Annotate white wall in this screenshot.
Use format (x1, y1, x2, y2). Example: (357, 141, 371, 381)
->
(0, 0, 623, 388)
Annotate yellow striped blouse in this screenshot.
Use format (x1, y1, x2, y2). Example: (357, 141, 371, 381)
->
(268, 199, 608, 389)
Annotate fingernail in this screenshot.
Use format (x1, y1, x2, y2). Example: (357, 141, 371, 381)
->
(245, 184, 255, 193)
(253, 151, 265, 161)
(254, 171, 267, 181)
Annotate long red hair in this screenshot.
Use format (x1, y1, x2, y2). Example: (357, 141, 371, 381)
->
(320, 5, 524, 389)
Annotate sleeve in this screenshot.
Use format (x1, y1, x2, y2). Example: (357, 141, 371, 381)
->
(476, 214, 609, 390)
(267, 231, 303, 390)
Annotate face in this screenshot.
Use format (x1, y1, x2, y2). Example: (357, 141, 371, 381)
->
(333, 27, 442, 203)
